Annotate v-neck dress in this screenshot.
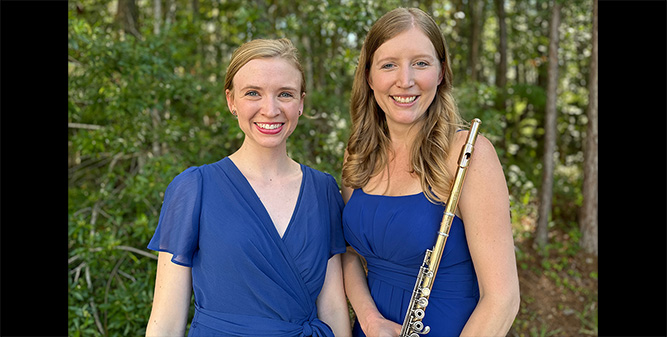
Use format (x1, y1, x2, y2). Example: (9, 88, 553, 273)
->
(148, 157, 346, 336)
(342, 189, 479, 337)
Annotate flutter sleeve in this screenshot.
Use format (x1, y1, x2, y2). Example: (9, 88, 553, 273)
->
(326, 174, 346, 257)
(147, 166, 203, 267)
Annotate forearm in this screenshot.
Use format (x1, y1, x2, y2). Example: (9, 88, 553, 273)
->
(318, 300, 351, 337)
(317, 254, 352, 337)
(146, 252, 192, 336)
(146, 319, 186, 337)
(341, 251, 385, 328)
(459, 293, 520, 336)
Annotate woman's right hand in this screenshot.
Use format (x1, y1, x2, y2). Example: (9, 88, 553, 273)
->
(342, 250, 402, 337)
(362, 315, 402, 337)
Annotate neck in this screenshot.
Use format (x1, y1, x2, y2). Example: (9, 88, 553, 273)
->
(229, 141, 296, 181)
(387, 119, 422, 153)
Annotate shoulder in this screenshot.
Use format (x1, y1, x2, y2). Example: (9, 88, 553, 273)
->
(452, 130, 507, 204)
(449, 131, 498, 165)
(302, 165, 344, 206)
(165, 166, 204, 195)
(172, 165, 203, 183)
(169, 157, 230, 186)
(302, 164, 338, 187)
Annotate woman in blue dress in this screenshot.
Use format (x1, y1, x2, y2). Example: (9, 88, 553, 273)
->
(145, 38, 351, 337)
(341, 8, 520, 337)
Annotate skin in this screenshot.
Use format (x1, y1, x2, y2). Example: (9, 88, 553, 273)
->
(227, 57, 305, 154)
(368, 27, 444, 137)
(146, 57, 351, 337)
(341, 28, 520, 337)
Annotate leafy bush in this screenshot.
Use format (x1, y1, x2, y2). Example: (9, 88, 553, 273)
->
(68, 0, 592, 334)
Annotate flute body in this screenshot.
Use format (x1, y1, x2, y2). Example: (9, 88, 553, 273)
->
(399, 118, 482, 337)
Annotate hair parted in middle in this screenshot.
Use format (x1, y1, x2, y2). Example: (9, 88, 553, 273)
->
(342, 7, 466, 204)
(224, 38, 306, 99)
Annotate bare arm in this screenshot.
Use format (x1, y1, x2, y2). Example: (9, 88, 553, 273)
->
(341, 150, 401, 336)
(146, 252, 193, 337)
(317, 254, 352, 337)
(453, 134, 521, 336)
(341, 248, 401, 336)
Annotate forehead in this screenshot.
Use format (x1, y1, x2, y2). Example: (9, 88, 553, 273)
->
(373, 27, 437, 62)
(233, 57, 301, 89)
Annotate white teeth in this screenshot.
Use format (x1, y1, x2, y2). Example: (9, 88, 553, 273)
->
(256, 123, 283, 130)
(392, 96, 417, 103)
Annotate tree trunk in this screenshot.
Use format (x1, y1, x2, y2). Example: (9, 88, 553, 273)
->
(301, 35, 314, 97)
(494, 0, 508, 151)
(451, 0, 465, 76)
(468, 0, 484, 82)
(115, 0, 142, 39)
(580, 0, 598, 256)
(164, 0, 175, 32)
(153, 0, 161, 35)
(535, 1, 561, 249)
(191, 0, 199, 21)
(494, 0, 507, 93)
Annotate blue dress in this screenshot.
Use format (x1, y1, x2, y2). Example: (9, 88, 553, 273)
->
(148, 157, 346, 337)
(343, 189, 479, 337)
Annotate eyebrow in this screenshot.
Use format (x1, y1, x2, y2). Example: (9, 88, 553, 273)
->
(374, 54, 437, 65)
(239, 85, 299, 92)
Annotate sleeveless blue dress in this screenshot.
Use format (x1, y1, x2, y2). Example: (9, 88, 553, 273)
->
(343, 189, 479, 337)
(148, 157, 346, 336)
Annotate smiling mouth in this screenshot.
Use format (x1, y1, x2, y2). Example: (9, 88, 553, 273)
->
(254, 122, 285, 135)
(255, 122, 284, 130)
(391, 96, 418, 103)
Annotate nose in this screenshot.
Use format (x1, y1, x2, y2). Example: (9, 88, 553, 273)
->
(396, 66, 415, 88)
(261, 97, 281, 117)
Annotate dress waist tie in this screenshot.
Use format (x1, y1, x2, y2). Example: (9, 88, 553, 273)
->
(365, 256, 478, 299)
(192, 303, 333, 337)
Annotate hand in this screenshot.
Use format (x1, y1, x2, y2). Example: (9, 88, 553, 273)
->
(362, 315, 402, 337)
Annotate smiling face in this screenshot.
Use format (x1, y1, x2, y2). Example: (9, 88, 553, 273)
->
(368, 27, 444, 130)
(226, 57, 305, 150)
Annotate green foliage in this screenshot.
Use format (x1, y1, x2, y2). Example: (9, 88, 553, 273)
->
(69, 0, 593, 335)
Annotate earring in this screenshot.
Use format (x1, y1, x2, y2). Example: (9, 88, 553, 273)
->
(298, 110, 302, 116)
(232, 109, 237, 116)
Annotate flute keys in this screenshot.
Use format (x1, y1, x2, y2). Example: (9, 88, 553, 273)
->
(409, 322, 431, 336)
(414, 308, 425, 319)
(420, 287, 430, 297)
(417, 297, 429, 307)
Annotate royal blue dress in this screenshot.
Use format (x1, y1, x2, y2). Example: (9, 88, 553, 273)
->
(148, 157, 346, 337)
(343, 189, 479, 337)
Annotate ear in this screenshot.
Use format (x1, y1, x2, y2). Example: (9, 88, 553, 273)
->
(299, 92, 306, 113)
(437, 62, 445, 85)
(366, 69, 374, 91)
(225, 89, 235, 113)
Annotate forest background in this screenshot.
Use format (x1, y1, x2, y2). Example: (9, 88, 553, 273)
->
(67, 0, 599, 336)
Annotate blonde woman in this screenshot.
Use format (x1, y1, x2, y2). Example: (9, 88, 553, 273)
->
(146, 38, 350, 337)
(341, 8, 520, 337)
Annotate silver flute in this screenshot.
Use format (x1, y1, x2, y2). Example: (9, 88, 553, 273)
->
(400, 118, 482, 337)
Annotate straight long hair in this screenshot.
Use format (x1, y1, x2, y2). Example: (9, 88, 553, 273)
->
(342, 7, 465, 203)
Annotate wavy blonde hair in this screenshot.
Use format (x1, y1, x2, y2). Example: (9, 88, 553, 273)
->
(342, 7, 466, 204)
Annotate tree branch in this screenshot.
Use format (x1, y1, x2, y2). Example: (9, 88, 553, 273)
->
(114, 245, 158, 260)
(68, 122, 103, 130)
